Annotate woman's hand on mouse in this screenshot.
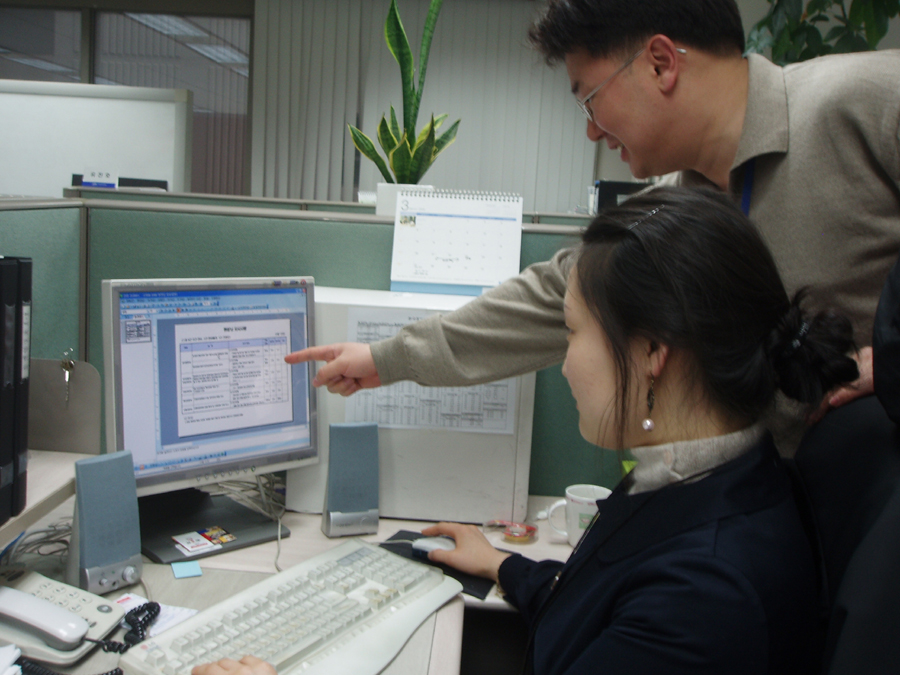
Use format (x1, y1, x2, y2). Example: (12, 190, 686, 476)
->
(420, 522, 511, 583)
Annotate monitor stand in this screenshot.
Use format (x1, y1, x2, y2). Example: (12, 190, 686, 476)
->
(138, 488, 291, 564)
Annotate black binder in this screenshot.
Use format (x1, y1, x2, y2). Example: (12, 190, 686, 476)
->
(11, 257, 32, 515)
(0, 257, 18, 525)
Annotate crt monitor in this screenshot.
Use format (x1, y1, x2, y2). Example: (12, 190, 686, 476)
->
(101, 277, 318, 563)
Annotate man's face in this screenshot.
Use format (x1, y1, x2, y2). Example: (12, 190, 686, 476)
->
(565, 48, 666, 179)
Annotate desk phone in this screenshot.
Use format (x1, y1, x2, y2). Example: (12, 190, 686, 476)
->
(0, 569, 124, 665)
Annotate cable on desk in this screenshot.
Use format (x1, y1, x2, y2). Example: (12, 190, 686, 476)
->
(17, 657, 122, 675)
(204, 475, 287, 572)
(2, 519, 72, 566)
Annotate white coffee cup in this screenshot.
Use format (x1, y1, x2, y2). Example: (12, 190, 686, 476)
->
(548, 484, 612, 546)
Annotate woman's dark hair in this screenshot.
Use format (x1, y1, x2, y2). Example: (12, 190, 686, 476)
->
(576, 187, 858, 442)
(529, 0, 745, 64)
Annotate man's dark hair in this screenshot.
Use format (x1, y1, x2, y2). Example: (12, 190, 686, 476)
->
(529, 0, 745, 64)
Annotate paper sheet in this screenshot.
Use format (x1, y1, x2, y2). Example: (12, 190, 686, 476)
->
(344, 307, 516, 434)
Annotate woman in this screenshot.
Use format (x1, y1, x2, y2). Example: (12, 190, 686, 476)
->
(422, 187, 858, 674)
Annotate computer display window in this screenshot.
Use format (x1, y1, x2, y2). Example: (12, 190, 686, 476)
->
(116, 285, 313, 481)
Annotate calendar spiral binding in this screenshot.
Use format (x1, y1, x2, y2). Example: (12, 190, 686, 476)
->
(398, 188, 522, 202)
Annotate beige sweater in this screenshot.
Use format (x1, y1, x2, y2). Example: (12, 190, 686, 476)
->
(371, 52, 900, 390)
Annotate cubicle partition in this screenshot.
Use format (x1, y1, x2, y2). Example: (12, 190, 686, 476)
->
(0, 200, 84, 361)
(1, 196, 619, 495)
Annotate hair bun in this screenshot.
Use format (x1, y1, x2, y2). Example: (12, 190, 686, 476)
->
(768, 292, 858, 404)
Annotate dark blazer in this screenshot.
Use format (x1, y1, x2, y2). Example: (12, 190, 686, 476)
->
(499, 436, 818, 675)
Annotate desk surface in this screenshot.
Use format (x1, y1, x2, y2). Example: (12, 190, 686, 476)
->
(0, 450, 91, 551)
(9, 453, 576, 674)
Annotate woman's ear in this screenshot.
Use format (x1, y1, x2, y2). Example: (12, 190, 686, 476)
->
(648, 340, 670, 379)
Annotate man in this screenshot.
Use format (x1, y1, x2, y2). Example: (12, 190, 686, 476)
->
(287, 0, 900, 434)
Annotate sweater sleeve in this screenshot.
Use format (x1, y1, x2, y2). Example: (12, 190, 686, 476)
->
(369, 247, 574, 386)
(496, 554, 564, 625)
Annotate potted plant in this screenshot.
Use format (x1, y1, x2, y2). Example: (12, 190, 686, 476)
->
(746, 0, 899, 64)
(349, 0, 460, 209)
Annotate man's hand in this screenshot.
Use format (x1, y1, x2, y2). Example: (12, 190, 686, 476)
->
(808, 346, 873, 424)
(191, 656, 275, 675)
(284, 342, 381, 396)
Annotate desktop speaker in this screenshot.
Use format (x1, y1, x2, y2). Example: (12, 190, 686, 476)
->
(66, 450, 142, 594)
(322, 423, 379, 537)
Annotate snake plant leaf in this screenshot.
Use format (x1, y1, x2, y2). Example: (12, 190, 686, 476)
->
(413, 0, 445, 132)
(348, 124, 394, 183)
(389, 135, 415, 184)
(389, 106, 402, 145)
(377, 115, 399, 155)
(409, 116, 437, 184)
(385, 0, 416, 134)
(434, 119, 460, 157)
(414, 113, 448, 148)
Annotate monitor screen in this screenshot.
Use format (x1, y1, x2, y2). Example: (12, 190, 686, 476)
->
(102, 277, 318, 498)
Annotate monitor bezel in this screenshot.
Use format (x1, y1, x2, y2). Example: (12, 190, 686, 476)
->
(101, 276, 319, 498)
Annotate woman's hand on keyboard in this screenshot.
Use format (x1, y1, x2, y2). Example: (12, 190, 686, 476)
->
(421, 523, 511, 583)
(191, 655, 276, 675)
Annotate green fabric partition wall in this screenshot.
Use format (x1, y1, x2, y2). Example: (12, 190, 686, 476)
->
(0, 203, 82, 360)
(85, 202, 617, 496)
(85, 206, 394, 370)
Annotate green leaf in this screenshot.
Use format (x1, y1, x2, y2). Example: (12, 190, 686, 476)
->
(377, 115, 399, 154)
(823, 24, 847, 41)
(833, 29, 870, 51)
(433, 118, 460, 157)
(848, 0, 866, 26)
(883, 0, 900, 18)
(804, 23, 825, 53)
(409, 116, 437, 184)
(862, 0, 890, 46)
(745, 24, 775, 54)
(389, 135, 414, 184)
(385, 0, 416, 134)
(389, 106, 402, 143)
(413, 0, 445, 133)
(805, 0, 832, 14)
(348, 125, 394, 183)
(413, 113, 448, 148)
(784, 0, 804, 26)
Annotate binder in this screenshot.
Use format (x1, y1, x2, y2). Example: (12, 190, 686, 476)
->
(0, 257, 18, 525)
(12, 257, 32, 515)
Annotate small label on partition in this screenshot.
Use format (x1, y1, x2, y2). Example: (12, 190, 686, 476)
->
(83, 167, 118, 188)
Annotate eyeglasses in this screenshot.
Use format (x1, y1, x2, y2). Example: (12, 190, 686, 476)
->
(575, 47, 686, 122)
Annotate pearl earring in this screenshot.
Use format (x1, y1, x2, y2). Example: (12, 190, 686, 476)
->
(642, 376, 655, 432)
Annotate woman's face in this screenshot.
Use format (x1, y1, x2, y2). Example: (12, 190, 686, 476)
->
(562, 272, 627, 448)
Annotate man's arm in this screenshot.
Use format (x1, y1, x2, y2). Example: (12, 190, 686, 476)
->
(285, 247, 574, 393)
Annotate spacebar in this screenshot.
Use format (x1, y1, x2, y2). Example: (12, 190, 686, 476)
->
(270, 632, 328, 671)
(283, 576, 462, 675)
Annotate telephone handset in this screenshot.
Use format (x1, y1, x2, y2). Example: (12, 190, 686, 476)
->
(0, 569, 124, 666)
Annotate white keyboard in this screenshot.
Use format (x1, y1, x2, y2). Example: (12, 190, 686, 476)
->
(120, 539, 463, 675)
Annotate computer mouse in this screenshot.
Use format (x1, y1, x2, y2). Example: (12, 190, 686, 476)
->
(411, 536, 456, 559)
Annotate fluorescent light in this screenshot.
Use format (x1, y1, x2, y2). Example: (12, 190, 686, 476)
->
(125, 13, 207, 37)
(187, 44, 248, 65)
(3, 55, 72, 72)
